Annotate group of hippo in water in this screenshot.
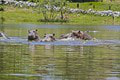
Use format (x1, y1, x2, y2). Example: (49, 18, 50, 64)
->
(28, 30, 93, 42)
(0, 30, 94, 42)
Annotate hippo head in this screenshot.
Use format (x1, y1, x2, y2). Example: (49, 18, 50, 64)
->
(28, 29, 39, 41)
(42, 33, 56, 42)
(72, 30, 92, 40)
(71, 30, 82, 38)
(80, 31, 92, 40)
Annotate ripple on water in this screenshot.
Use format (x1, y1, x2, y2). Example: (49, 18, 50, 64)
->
(0, 37, 120, 46)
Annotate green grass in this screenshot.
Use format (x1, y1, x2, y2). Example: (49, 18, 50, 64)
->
(0, 6, 43, 24)
(68, 2, 120, 11)
(69, 13, 120, 25)
(0, 3, 120, 26)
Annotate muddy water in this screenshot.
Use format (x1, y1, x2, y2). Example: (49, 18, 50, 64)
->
(0, 24, 120, 80)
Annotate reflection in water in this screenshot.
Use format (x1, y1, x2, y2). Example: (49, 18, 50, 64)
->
(0, 40, 120, 80)
(29, 44, 36, 54)
(0, 24, 120, 80)
(44, 45, 54, 50)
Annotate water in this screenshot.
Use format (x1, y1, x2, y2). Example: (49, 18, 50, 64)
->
(0, 24, 120, 80)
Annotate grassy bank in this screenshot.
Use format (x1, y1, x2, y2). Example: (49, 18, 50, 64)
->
(0, 2, 120, 26)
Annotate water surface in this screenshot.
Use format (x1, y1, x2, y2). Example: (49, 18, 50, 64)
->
(0, 24, 120, 80)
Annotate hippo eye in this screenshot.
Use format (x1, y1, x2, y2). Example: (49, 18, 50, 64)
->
(44, 36, 46, 37)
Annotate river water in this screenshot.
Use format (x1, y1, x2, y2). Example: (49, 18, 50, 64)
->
(0, 24, 120, 80)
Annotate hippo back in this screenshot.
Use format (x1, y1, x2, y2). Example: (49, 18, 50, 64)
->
(82, 32, 92, 40)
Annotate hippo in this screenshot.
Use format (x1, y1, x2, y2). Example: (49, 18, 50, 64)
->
(78, 31, 93, 40)
(42, 33, 56, 42)
(28, 29, 40, 41)
(71, 30, 93, 40)
(71, 30, 81, 38)
(0, 32, 9, 39)
(60, 30, 81, 39)
(60, 30, 92, 40)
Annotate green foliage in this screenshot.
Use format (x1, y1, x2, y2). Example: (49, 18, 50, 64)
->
(39, 18, 68, 22)
(38, 0, 68, 22)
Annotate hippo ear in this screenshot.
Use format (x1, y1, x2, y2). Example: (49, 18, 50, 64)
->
(80, 31, 83, 34)
(53, 33, 55, 36)
(36, 29, 38, 31)
(78, 30, 80, 33)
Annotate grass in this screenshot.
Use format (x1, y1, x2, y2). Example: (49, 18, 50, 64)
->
(0, 1, 120, 26)
(68, 1, 120, 11)
(69, 14, 120, 25)
(0, 6, 43, 24)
